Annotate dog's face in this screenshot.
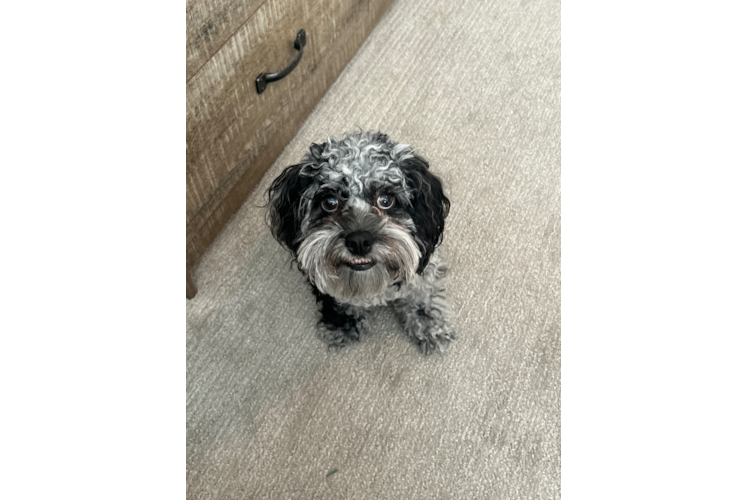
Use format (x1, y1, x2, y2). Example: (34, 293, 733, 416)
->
(267, 131, 449, 300)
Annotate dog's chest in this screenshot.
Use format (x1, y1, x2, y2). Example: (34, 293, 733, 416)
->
(339, 282, 408, 309)
(335, 250, 444, 310)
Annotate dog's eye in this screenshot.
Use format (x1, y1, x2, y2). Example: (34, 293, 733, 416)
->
(376, 194, 395, 210)
(321, 196, 339, 213)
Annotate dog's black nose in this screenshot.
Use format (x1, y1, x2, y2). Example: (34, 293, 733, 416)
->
(345, 230, 373, 256)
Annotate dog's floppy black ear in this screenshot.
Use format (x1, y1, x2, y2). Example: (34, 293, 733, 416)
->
(266, 163, 310, 253)
(400, 155, 450, 273)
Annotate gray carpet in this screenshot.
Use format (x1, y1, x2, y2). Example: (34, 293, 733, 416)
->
(187, 0, 560, 497)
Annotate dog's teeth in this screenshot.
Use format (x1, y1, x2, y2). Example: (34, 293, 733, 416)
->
(349, 258, 372, 265)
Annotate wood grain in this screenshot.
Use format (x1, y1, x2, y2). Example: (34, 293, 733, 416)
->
(187, 0, 395, 295)
(186, 0, 267, 82)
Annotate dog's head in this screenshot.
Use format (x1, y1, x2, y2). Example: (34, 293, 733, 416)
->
(266, 130, 450, 300)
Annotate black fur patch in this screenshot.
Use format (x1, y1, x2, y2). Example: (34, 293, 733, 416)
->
(312, 286, 359, 335)
(266, 163, 312, 253)
(398, 155, 451, 273)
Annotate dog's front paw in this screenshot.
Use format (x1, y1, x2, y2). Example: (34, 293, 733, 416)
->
(313, 290, 370, 350)
(317, 315, 369, 350)
(412, 319, 456, 355)
(397, 307, 456, 355)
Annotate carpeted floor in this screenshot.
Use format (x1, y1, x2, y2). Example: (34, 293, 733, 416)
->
(187, 0, 560, 497)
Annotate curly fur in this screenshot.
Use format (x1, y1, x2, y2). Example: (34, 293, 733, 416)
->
(267, 130, 455, 354)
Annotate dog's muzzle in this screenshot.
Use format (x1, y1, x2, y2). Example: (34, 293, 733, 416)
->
(344, 230, 375, 270)
(346, 260, 375, 271)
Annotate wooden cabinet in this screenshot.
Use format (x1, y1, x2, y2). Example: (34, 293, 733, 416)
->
(187, 0, 395, 298)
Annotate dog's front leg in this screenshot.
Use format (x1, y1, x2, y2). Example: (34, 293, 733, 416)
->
(313, 289, 369, 349)
(393, 264, 455, 355)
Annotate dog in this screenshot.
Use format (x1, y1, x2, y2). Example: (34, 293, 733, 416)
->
(266, 130, 455, 354)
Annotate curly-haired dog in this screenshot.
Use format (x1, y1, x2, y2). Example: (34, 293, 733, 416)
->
(267, 130, 454, 354)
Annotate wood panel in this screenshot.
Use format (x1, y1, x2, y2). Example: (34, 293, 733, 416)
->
(186, 0, 267, 82)
(187, 0, 395, 296)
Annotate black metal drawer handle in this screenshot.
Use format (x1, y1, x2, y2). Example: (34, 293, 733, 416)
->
(256, 30, 306, 94)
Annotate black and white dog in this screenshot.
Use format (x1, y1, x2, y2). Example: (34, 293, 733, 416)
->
(267, 130, 455, 354)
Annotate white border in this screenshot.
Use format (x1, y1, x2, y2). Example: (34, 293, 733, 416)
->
(561, 76, 748, 102)
(561, 96, 748, 108)
(560, 18, 748, 107)
(561, 273, 577, 286)
(558, 337, 577, 351)
(561, 67, 748, 79)
(561, 17, 748, 30)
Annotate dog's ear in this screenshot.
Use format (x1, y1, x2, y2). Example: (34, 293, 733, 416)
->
(266, 163, 311, 253)
(399, 155, 450, 273)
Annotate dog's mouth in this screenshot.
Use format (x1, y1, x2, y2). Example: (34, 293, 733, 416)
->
(345, 257, 376, 271)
